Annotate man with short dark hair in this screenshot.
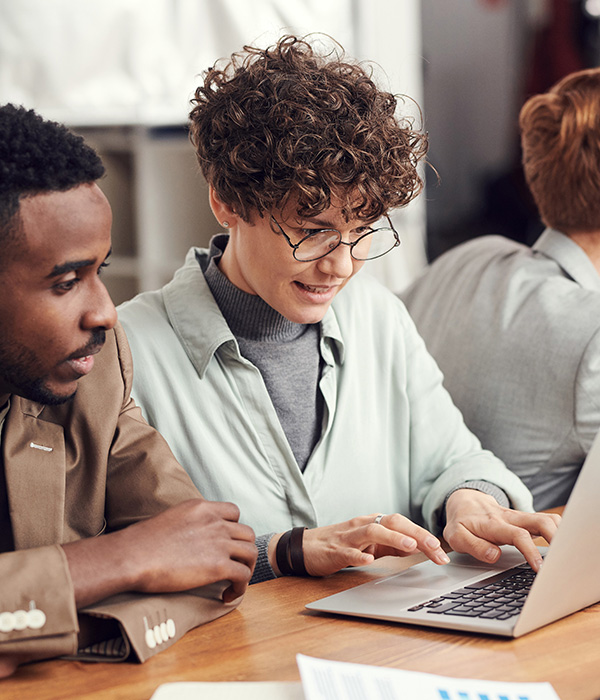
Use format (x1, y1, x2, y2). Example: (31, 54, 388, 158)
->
(0, 104, 257, 677)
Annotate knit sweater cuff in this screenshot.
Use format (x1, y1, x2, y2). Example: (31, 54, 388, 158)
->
(250, 533, 277, 584)
(440, 480, 511, 528)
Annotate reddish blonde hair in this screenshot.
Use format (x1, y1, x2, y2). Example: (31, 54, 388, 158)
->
(520, 68, 600, 232)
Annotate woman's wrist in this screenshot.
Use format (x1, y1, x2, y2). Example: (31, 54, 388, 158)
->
(268, 528, 309, 577)
(268, 533, 283, 575)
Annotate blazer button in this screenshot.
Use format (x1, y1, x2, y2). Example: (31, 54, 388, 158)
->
(145, 628, 157, 649)
(166, 618, 176, 638)
(160, 622, 169, 642)
(27, 609, 46, 630)
(153, 625, 162, 645)
(0, 612, 16, 633)
(13, 610, 28, 631)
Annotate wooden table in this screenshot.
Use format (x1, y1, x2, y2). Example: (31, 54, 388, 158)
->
(4, 530, 600, 700)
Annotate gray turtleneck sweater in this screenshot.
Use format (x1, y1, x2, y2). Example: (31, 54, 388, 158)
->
(203, 238, 323, 473)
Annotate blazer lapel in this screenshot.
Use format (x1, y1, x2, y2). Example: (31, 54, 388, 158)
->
(3, 399, 66, 549)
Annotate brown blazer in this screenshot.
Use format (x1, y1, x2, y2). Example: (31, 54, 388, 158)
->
(0, 323, 239, 664)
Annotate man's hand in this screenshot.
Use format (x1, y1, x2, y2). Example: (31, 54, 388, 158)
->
(269, 513, 450, 577)
(63, 499, 257, 607)
(443, 489, 561, 571)
(0, 655, 23, 679)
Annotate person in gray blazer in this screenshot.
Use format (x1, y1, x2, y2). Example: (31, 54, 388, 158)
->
(402, 67, 600, 512)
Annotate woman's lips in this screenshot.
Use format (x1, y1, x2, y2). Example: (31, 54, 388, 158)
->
(295, 281, 338, 296)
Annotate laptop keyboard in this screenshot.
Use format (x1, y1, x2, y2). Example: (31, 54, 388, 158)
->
(406, 562, 537, 620)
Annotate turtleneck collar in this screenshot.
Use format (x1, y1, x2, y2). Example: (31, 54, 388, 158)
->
(202, 234, 309, 342)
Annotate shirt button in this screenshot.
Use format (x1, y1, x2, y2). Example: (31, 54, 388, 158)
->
(27, 609, 46, 630)
(13, 610, 28, 631)
(0, 612, 15, 633)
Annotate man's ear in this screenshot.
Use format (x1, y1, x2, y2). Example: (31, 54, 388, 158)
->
(208, 186, 238, 229)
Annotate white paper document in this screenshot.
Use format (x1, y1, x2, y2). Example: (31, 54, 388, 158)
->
(150, 680, 304, 700)
(149, 656, 561, 700)
(296, 654, 561, 700)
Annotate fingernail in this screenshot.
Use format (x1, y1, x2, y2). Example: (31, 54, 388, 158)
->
(425, 536, 440, 548)
(436, 552, 450, 564)
(485, 547, 498, 562)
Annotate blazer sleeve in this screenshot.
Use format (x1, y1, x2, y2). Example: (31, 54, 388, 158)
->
(0, 545, 79, 659)
(76, 583, 238, 663)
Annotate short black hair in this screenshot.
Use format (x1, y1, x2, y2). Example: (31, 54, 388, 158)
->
(0, 104, 105, 255)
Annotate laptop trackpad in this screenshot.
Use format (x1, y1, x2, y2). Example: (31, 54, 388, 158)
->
(374, 548, 527, 594)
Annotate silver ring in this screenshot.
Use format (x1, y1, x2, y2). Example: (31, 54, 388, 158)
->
(374, 514, 385, 525)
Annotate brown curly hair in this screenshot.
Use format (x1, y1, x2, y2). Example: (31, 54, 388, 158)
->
(189, 35, 427, 223)
(520, 67, 600, 232)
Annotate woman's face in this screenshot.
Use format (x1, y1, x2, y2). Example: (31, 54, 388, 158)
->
(217, 202, 369, 324)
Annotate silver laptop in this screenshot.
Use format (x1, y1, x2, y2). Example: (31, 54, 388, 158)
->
(306, 431, 600, 637)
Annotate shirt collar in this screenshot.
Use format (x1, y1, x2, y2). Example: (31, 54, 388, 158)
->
(320, 303, 345, 365)
(161, 236, 347, 378)
(162, 244, 237, 379)
(533, 228, 600, 291)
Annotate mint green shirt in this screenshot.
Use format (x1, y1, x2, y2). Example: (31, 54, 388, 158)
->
(118, 246, 534, 537)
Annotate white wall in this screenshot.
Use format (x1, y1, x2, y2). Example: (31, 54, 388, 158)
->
(0, 0, 426, 299)
(354, 0, 427, 291)
(0, 0, 356, 126)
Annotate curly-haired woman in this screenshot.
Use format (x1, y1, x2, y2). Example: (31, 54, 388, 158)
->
(119, 36, 558, 583)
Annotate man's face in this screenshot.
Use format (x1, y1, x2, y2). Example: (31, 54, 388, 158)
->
(0, 183, 116, 405)
(218, 200, 368, 325)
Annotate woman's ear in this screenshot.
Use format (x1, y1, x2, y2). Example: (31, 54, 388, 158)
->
(208, 186, 237, 229)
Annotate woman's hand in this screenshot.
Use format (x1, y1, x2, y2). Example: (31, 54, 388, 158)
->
(443, 490, 561, 572)
(269, 513, 450, 577)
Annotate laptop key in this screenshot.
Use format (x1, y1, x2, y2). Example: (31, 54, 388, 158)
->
(479, 609, 505, 619)
(425, 602, 463, 614)
(439, 607, 482, 617)
(497, 605, 519, 613)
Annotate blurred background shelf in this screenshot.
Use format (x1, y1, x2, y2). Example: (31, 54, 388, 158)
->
(76, 126, 213, 304)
